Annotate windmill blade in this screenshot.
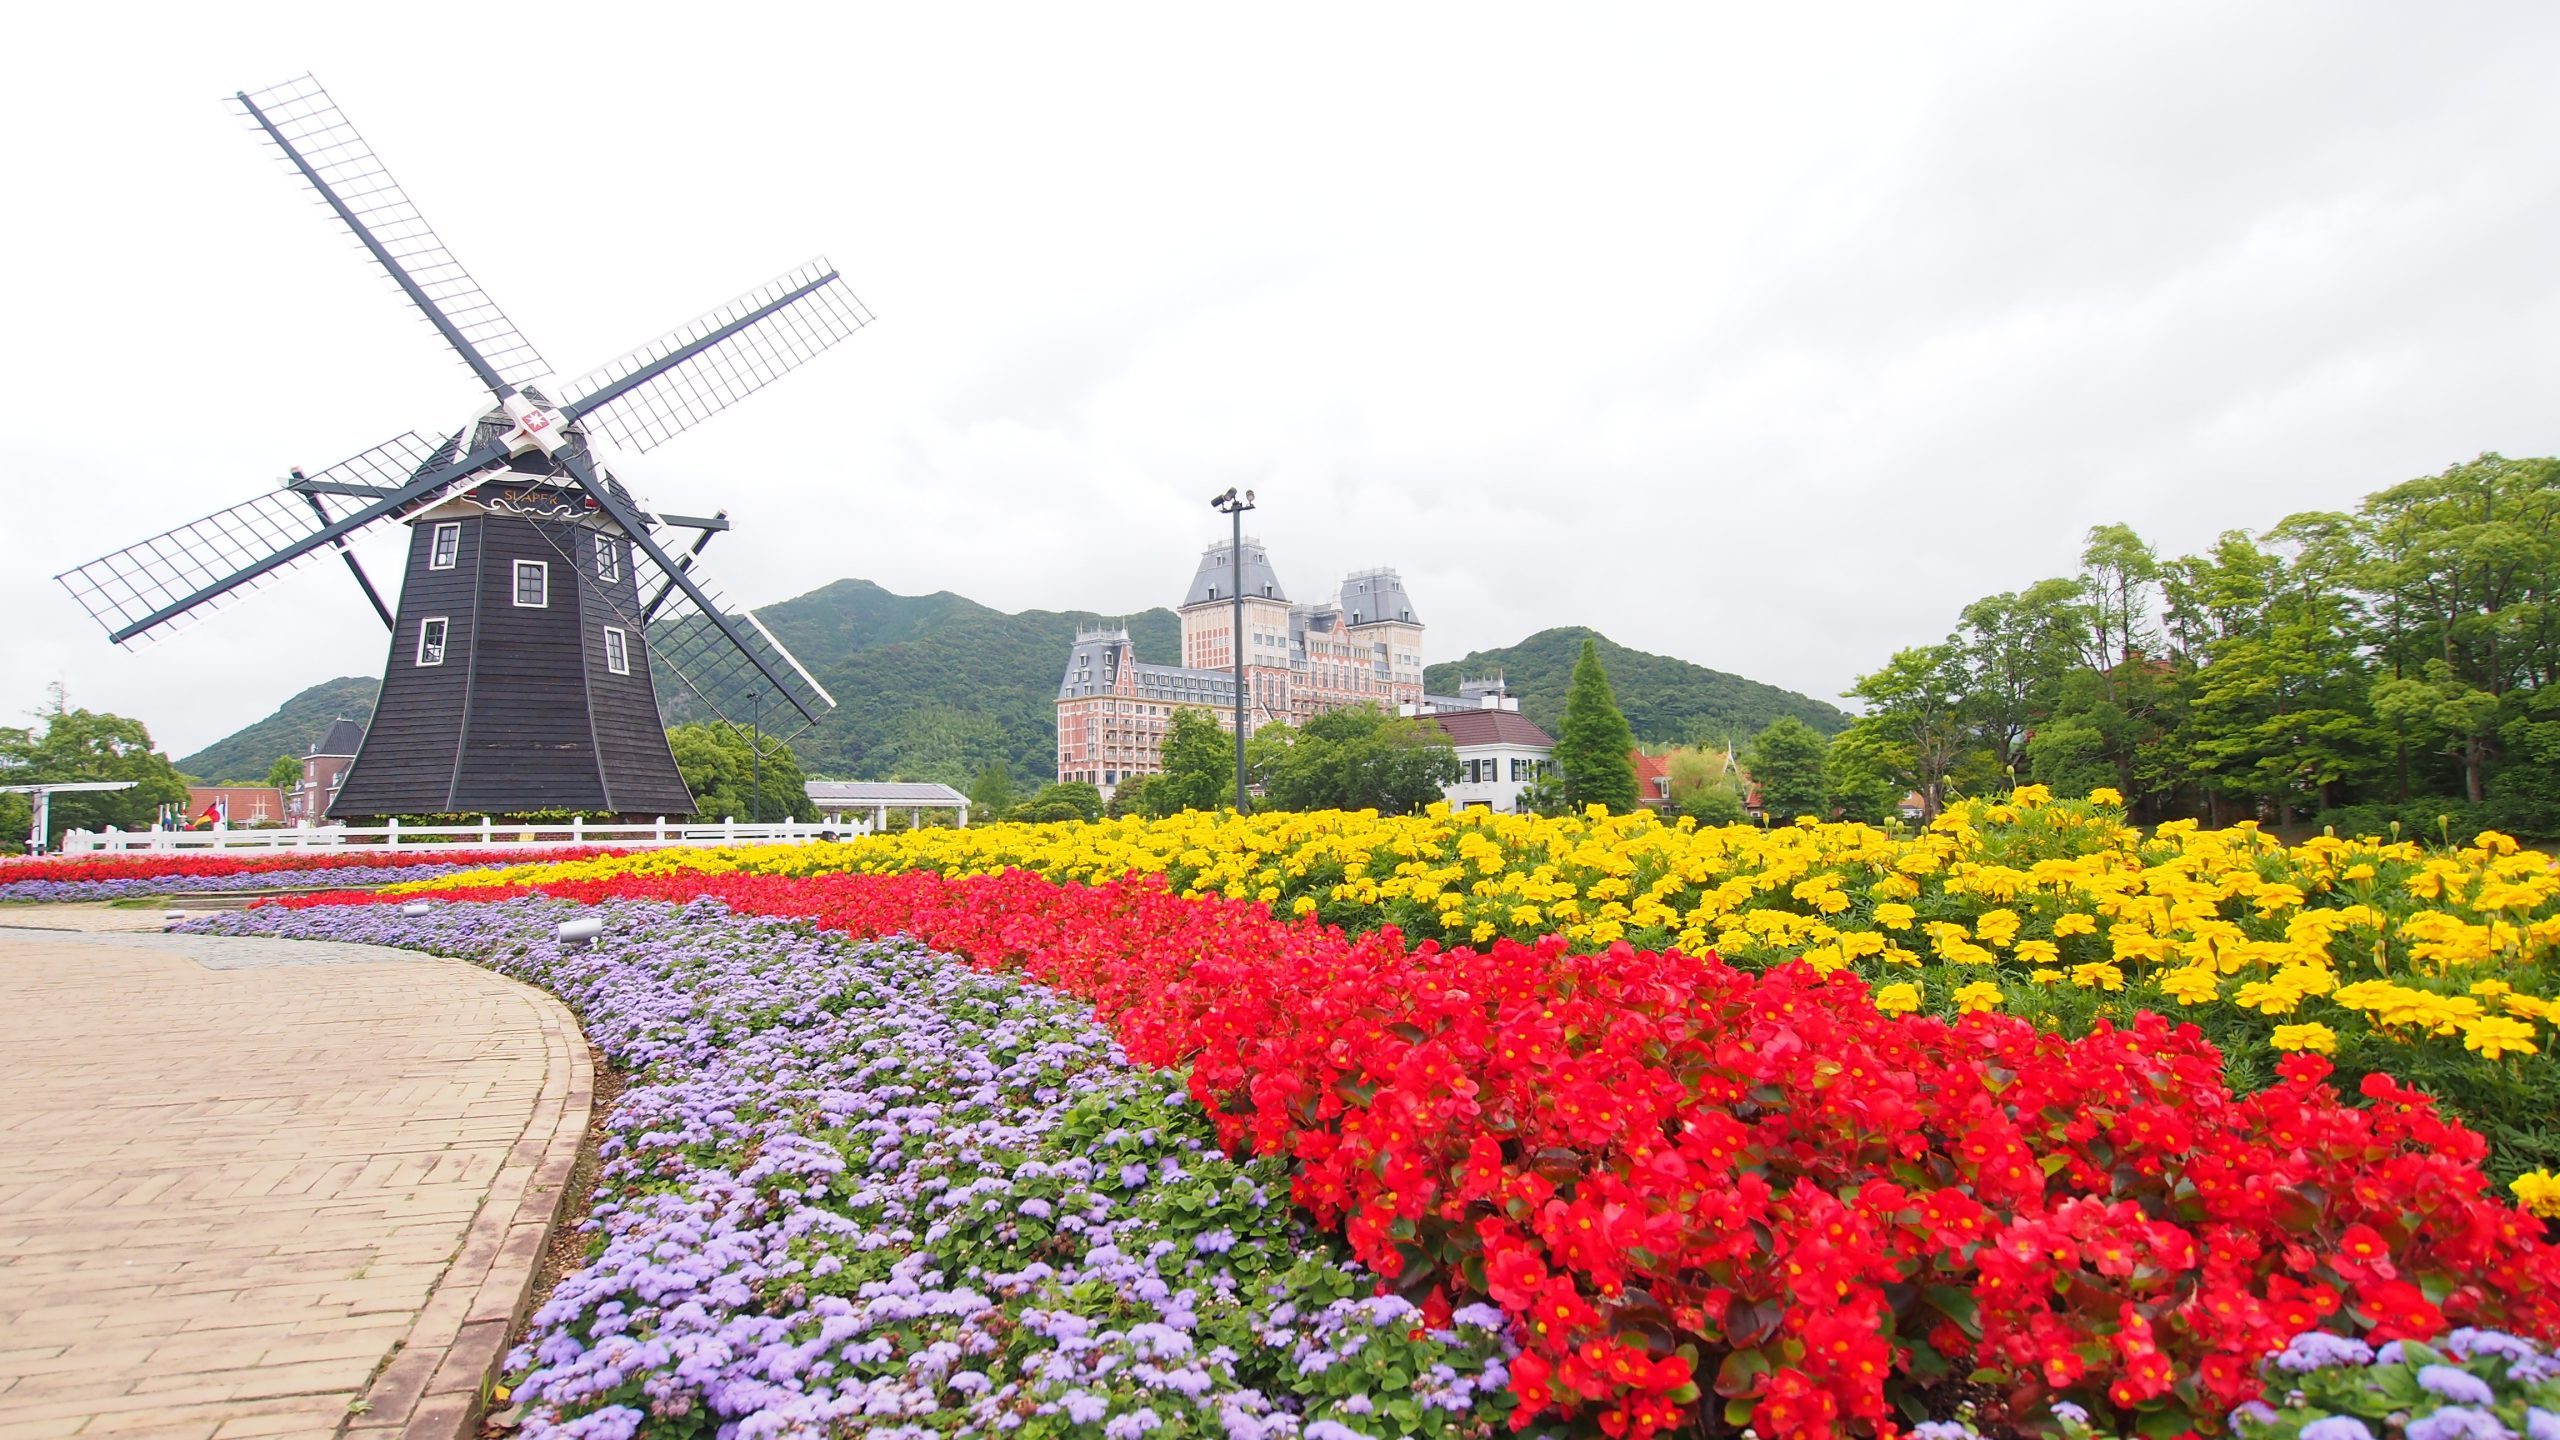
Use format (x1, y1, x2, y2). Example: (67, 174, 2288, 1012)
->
(559, 259, 872, 455)
(229, 75, 549, 391)
(55, 431, 483, 648)
(510, 485, 834, 737)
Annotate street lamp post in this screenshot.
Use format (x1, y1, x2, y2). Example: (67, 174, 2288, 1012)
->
(1209, 487, 1256, 814)
(749, 686, 763, 826)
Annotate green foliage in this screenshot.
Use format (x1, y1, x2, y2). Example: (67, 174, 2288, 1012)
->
(1747, 716, 1829, 822)
(747, 579, 1183, 786)
(967, 761, 1018, 818)
(1845, 644, 1970, 817)
(1423, 626, 1847, 746)
(1155, 707, 1236, 814)
(175, 675, 376, 782)
(1250, 706, 1459, 816)
(1553, 638, 1639, 814)
(1013, 781, 1105, 824)
(1823, 726, 1903, 825)
(1105, 773, 1162, 819)
(668, 722, 812, 822)
(1677, 776, 1749, 826)
(0, 692, 192, 850)
(264, 753, 302, 793)
(2226, 1335, 2559, 1440)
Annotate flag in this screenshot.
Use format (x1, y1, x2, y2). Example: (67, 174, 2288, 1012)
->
(197, 800, 222, 828)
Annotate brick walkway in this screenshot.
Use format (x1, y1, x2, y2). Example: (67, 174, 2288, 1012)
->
(0, 921, 589, 1440)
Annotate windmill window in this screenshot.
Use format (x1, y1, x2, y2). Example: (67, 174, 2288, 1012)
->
(603, 626, 630, 675)
(428, 522, 460, 570)
(514, 560, 548, 608)
(594, 536, 620, 583)
(416, 617, 449, 667)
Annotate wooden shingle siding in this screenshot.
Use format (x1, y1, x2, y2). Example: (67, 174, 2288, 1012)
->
(329, 508, 696, 818)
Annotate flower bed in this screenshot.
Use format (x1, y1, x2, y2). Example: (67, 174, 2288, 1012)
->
(387, 794, 2560, 1189)
(0, 847, 631, 901)
(283, 870, 2560, 1440)
(191, 897, 1515, 1440)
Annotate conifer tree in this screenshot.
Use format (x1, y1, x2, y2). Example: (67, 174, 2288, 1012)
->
(1554, 637, 1639, 813)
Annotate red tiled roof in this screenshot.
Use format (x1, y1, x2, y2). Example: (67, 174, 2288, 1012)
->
(1427, 709, 1555, 749)
(1630, 751, 1672, 784)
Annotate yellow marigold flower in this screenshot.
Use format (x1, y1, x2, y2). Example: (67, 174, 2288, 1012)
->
(2463, 1016, 2541, 1060)
(2470, 978, 2513, 999)
(2270, 1023, 2339, 1054)
(2015, 939, 2060, 966)
(2052, 912, 2098, 938)
(1291, 895, 1319, 916)
(1975, 908, 2022, 949)
(2011, 784, 2053, 808)
(1952, 981, 2004, 1013)
(2070, 961, 2127, 992)
(2513, 1170, 2560, 1219)
(2157, 967, 2221, 1006)
(1873, 902, 1916, 930)
(2087, 787, 2123, 807)
(1871, 982, 1921, 1016)
(2502, 994, 2554, 1022)
(2029, 967, 2065, 984)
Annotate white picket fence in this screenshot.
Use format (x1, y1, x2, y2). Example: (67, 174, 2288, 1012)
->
(54, 816, 868, 855)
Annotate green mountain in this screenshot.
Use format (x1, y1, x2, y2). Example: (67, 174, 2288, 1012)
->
(176, 675, 378, 782)
(759, 579, 1180, 786)
(1425, 627, 1847, 745)
(186, 589, 1845, 793)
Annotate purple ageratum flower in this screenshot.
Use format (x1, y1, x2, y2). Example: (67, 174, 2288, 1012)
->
(1061, 1391, 1109, 1424)
(2419, 1365, 2498, 1406)
(1194, 1228, 1238, 1255)
(2279, 1332, 2379, 1372)
(1103, 1409, 1162, 1440)
(2230, 1403, 2281, 1430)
(2406, 1409, 2512, 1440)
(2050, 1402, 2091, 1428)
(1913, 1424, 1976, 1440)
(1303, 1424, 1374, 1440)
(2301, 1420, 2377, 1440)
(2526, 1411, 2560, 1440)
(2445, 1329, 2543, 1364)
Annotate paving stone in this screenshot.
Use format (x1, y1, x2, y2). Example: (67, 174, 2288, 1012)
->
(0, 924, 588, 1440)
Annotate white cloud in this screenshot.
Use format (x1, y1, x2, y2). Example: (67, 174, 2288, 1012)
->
(6, 1, 2557, 756)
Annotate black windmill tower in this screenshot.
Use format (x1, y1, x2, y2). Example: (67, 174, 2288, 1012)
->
(58, 76, 865, 819)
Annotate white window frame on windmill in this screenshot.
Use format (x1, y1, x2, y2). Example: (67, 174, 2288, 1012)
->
(428, 522, 461, 570)
(416, 616, 449, 666)
(514, 560, 548, 608)
(602, 626, 630, 675)
(594, 534, 619, 584)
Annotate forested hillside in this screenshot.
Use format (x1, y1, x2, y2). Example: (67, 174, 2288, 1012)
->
(1427, 627, 1849, 745)
(761, 580, 1180, 785)
(175, 675, 377, 782)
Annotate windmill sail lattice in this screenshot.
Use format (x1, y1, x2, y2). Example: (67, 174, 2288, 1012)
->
(56, 74, 868, 816)
(56, 432, 448, 647)
(564, 259, 873, 456)
(229, 76, 550, 388)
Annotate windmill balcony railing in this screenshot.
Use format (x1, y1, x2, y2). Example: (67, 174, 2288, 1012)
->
(53, 816, 869, 855)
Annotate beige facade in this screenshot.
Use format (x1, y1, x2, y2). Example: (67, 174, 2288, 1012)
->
(1056, 539, 1426, 792)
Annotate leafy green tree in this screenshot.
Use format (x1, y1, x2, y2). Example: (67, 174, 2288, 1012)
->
(1955, 577, 2085, 773)
(1156, 707, 1236, 813)
(1747, 716, 1830, 822)
(0, 691, 191, 849)
(1014, 781, 1104, 823)
(1253, 706, 1458, 815)
(264, 753, 302, 793)
(1552, 638, 1638, 813)
(968, 761, 1018, 819)
(668, 722, 812, 822)
(1676, 775, 1749, 826)
(1105, 773, 1162, 819)
(1823, 727, 1903, 825)
(1846, 644, 1973, 817)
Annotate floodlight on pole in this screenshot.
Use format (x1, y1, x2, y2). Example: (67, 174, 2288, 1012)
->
(1208, 488, 1257, 814)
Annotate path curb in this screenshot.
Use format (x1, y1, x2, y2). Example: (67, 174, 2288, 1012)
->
(345, 978, 593, 1440)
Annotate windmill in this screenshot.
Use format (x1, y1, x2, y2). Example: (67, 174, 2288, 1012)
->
(56, 76, 868, 819)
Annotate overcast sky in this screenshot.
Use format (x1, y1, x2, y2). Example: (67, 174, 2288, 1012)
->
(8, 4, 2558, 758)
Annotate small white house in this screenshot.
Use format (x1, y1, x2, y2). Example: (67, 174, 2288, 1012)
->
(1426, 709, 1556, 814)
